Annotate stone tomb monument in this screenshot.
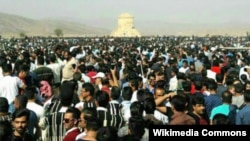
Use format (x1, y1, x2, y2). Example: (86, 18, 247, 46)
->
(110, 13, 141, 37)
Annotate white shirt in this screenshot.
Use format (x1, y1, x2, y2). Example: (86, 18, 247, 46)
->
(77, 81, 84, 96)
(75, 131, 86, 141)
(0, 75, 25, 104)
(153, 110, 169, 125)
(27, 102, 43, 119)
(47, 63, 62, 84)
(97, 107, 108, 112)
(169, 75, 178, 91)
(130, 90, 138, 103)
(81, 73, 90, 83)
(120, 101, 131, 122)
(179, 67, 189, 74)
(0, 67, 3, 80)
(206, 69, 216, 81)
(142, 110, 169, 125)
(239, 67, 250, 82)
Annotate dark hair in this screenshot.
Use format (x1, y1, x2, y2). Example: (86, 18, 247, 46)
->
(128, 116, 145, 140)
(15, 94, 28, 109)
(2, 64, 12, 73)
(47, 54, 56, 63)
(66, 107, 81, 120)
(177, 72, 186, 80)
(216, 73, 224, 83)
(182, 81, 191, 91)
(82, 83, 95, 96)
(110, 86, 120, 100)
(234, 83, 244, 93)
(147, 73, 155, 79)
(188, 73, 197, 82)
(24, 86, 37, 99)
(96, 126, 118, 141)
(0, 120, 12, 141)
(73, 72, 82, 81)
(194, 81, 202, 91)
(143, 98, 156, 114)
(37, 56, 45, 65)
(191, 95, 205, 106)
(221, 91, 232, 103)
(207, 79, 217, 90)
(80, 107, 100, 131)
(95, 90, 109, 107)
(137, 89, 153, 103)
(122, 86, 133, 101)
(82, 108, 97, 121)
(225, 76, 234, 86)
(12, 108, 30, 121)
(101, 78, 110, 86)
(78, 64, 86, 73)
(170, 95, 187, 112)
(130, 101, 144, 118)
(17, 64, 30, 74)
(0, 97, 9, 113)
(155, 80, 167, 90)
(129, 79, 139, 90)
(244, 90, 250, 102)
(213, 114, 230, 125)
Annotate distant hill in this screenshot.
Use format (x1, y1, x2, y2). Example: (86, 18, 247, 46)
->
(0, 12, 249, 37)
(0, 12, 110, 37)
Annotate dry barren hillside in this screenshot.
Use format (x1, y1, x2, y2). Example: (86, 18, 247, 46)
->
(0, 12, 110, 37)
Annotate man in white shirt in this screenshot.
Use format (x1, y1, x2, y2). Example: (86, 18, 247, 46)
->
(46, 54, 62, 86)
(120, 86, 133, 122)
(169, 68, 178, 92)
(179, 60, 189, 74)
(0, 64, 26, 113)
(129, 79, 139, 103)
(25, 86, 43, 120)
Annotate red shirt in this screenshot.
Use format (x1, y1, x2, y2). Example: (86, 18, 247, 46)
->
(87, 71, 97, 84)
(191, 83, 196, 94)
(63, 128, 81, 141)
(211, 66, 221, 74)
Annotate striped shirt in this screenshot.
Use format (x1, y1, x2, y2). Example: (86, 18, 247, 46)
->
(97, 107, 125, 130)
(44, 109, 67, 141)
(107, 100, 122, 116)
(75, 99, 96, 110)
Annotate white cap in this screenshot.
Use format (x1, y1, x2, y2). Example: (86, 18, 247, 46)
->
(92, 72, 105, 78)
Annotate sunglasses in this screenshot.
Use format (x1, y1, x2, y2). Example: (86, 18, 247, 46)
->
(63, 118, 74, 123)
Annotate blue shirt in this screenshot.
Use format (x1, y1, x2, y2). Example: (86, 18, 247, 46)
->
(205, 94, 222, 117)
(236, 104, 250, 125)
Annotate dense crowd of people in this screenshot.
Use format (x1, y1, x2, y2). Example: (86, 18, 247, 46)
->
(0, 35, 250, 141)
